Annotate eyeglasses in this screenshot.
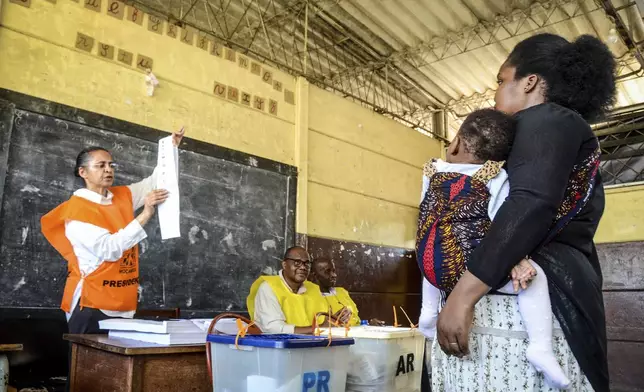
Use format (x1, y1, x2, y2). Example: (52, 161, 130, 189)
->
(88, 162, 119, 170)
(285, 258, 311, 269)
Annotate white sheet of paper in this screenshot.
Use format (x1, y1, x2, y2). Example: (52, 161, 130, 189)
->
(156, 136, 181, 239)
(247, 375, 278, 392)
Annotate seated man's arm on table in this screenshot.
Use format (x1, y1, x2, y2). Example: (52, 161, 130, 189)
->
(253, 282, 312, 334)
(342, 291, 362, 326)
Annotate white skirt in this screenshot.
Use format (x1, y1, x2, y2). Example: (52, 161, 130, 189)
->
(431, 294, 594, 391)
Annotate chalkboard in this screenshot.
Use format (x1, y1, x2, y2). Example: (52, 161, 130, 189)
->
(0, 95, 296, 317)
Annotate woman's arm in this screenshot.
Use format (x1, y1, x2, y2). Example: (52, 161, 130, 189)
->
(65, 189, 169, 265)
(65, 220, 147, 263)
(129, 167, 160, 211)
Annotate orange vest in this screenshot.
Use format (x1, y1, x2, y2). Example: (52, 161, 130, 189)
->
(41, 186, 139, 313)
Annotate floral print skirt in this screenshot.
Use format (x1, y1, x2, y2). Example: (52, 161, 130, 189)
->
(431, 294, 594, 391)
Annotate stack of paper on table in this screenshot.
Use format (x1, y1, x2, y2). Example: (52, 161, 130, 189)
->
(99, 318, 246, 345)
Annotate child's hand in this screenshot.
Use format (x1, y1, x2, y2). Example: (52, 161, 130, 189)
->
(511, 258, 537, 292)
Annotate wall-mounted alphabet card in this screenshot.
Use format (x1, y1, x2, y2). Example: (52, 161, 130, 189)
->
(225, 48, 236, 62)
(167, 23, 179, 39)
(241, 92, 251, 106)
(253, 96, 265, 111)
(273, 80, 283, 92)
(211, 41, 223, 58)
(136, 54, 154, 71)
(98, 43, 115, 59)
(9, 0, 31, 8)
(118, 49, 133, 66)
(148, 16, 164, 34)
(262, 70, 273, 85)
(269, 99, 278, 116)
(227, 87, 239, 102)
(238, 56, 249, 70)
(180, 27, 195, 46)
(250, 62, 261, 76)
(284, 90, 295, 105)
(106, 0, 124, 19)
(84, 0, 101, 12)
(213, 82, 226, 98)
(75, 32, 94, 52)
(127, 6, 144, 25)
(197, 34, 211, 51)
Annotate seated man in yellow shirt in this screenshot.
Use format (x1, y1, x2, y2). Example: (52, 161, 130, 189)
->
(247, 246, 348, 334)
(309, 257, 384, 326)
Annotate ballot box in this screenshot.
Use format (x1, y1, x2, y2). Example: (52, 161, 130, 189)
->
(207, 334, 354, 392)
(319, 326, 426, 392)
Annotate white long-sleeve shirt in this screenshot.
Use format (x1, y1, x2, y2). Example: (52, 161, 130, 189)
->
(418, 159, 509, 338)
(253, 270, 307, 334)
(64, 167, 161, 321)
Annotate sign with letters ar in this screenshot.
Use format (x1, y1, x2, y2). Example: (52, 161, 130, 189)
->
(395, 353, 415, 377)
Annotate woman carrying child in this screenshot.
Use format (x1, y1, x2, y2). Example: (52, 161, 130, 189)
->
(425, 33, 616, 391)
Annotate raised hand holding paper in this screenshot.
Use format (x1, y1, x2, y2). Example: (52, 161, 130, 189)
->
(156, 128, 183, 239)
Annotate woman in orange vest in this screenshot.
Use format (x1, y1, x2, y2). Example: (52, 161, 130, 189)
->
(41, 128, 184, 334)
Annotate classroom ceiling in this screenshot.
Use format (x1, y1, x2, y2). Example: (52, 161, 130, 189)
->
(132, 0, 644, 140)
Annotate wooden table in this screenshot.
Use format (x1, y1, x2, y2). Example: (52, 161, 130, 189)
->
(1, 344, 23, 392)
(64, 335, 210, 392)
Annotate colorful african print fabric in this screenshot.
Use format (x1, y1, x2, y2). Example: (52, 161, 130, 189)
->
(539, 146, 601, 247)
(415, 146, 601, 297)
(415, 160, 503, 295)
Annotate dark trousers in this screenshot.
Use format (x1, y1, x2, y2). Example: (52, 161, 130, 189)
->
(68, 304, 110, 334)
(66, 305, 110, 391)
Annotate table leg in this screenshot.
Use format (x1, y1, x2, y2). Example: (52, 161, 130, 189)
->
(68, 343, 78, 392)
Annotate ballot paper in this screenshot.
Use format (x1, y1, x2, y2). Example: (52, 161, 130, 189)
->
(157, 135, 181, 239)
(247, 375, 278, 392)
